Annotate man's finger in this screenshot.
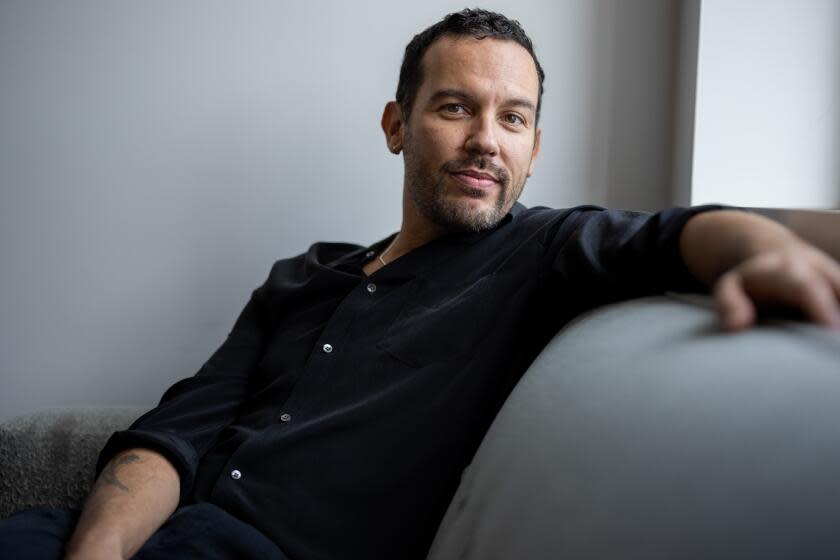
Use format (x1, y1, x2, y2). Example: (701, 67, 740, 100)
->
(815, 255, 840, 302)
(795, 277, 840, 329)
(713, 272, 755, 331)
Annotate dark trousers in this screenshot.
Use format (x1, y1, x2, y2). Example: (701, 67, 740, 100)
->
(0, 503, 289, 559)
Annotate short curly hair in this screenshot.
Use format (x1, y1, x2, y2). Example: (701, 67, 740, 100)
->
(396, 8, 545, 123)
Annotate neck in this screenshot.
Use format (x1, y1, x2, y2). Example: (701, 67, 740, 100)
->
(386, 191, 451, 263)
(369, 185, 454, 273)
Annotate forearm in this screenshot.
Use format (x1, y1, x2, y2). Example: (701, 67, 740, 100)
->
(679, 210, 802, 286)
(65, 448, 180, 560)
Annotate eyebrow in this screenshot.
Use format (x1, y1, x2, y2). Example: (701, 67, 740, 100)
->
(428, 88, 536, 114)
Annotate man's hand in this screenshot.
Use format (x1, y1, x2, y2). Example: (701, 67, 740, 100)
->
(680, 210, 840, 331)
(714, 241, 840, 330)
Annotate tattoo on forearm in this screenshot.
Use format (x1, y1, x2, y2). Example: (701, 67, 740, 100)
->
(98, 453, 141, 493)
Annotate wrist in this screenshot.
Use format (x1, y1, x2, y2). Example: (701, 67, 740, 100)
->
(681, 210, 803, 285)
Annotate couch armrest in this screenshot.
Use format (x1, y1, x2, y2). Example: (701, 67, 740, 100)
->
(429, 294, 840, 559)
(0, 406, 147, 518)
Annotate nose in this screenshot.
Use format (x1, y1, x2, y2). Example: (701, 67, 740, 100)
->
(464, 114, 499, 157)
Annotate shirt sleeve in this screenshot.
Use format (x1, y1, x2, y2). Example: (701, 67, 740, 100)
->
(95, 280, 270, 503)
(543, 205, 725, 311)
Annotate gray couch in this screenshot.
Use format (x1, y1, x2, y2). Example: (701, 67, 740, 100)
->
(0, 406, 147, 518)
(3, 295, 840, 558)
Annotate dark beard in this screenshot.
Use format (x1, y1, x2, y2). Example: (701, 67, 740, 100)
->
(405, 156, 517, 233)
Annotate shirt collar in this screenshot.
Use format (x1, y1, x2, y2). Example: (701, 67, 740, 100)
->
(330, 202, 528, 278)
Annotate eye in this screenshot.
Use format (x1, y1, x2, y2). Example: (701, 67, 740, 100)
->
(502, 113, 525, 126)
(441, 103, 468, 115)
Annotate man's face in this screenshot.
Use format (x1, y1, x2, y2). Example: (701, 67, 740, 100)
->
(399, 35, 541, 233)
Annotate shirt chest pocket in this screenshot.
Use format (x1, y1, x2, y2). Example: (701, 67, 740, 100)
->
(377, 274, 498, 368)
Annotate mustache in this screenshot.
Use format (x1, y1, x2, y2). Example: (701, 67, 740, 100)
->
(442, 158, 510, 186)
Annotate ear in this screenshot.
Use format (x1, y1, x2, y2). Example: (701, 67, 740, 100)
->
(381, 101, 404, 154)
(527, 128, 542, 177)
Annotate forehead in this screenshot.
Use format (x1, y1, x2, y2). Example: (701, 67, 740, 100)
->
(418, 35, 540, 106)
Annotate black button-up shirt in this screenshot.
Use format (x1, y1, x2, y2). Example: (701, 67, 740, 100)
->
(98, 203, 714, 560)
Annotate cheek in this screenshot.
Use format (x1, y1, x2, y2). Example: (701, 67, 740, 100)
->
(419, 120, 466, 151)
(503, 141, 537, 174)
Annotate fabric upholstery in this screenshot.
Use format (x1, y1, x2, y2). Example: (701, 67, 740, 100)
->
(428, 294, 840, 559)
(0, 407, 146, 518)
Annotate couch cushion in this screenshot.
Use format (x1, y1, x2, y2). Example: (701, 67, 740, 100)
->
(0, 406, 147, 518)
(428, 295, 840, 560)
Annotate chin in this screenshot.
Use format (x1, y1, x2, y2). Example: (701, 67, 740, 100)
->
(408, 176, 511, 233)
(435, 198, 505, 233)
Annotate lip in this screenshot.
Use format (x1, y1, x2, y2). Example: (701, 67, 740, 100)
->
(450, 169, 498, 189)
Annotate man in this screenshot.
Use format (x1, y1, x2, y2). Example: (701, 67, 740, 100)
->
(3, 8, 840, 560)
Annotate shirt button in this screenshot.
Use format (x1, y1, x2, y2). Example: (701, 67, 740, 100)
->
(323, 343, 333, 353)
(366, 283, 377, 294)
(230, 469, 242, 480)
(280, 413, 292, 422)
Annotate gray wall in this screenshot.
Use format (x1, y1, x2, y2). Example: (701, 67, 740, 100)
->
(0, 0, 681, 421)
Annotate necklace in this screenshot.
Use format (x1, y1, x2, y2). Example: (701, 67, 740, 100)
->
(378, 235, 399, 266)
